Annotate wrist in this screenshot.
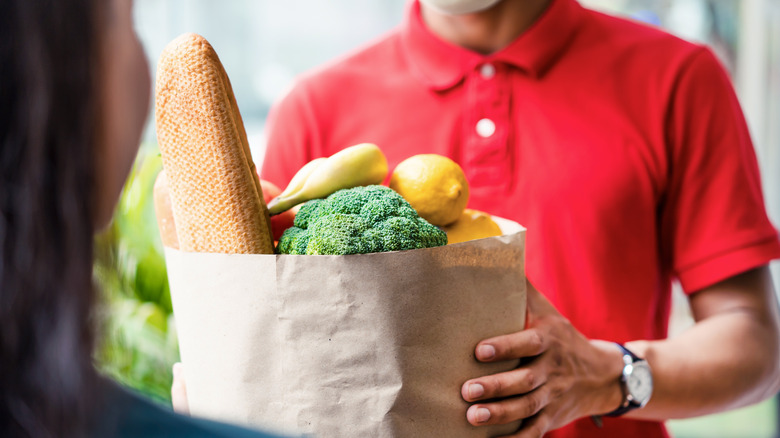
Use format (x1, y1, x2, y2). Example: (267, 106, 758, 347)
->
(590, 340, 627, 415)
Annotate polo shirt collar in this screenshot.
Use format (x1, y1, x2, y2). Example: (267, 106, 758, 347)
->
(401, 0, 586, 90)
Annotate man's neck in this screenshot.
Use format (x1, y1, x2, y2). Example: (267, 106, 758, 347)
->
(420, 0, 553, 54)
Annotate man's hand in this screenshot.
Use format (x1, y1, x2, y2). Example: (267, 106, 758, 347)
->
(461, 282, 624, 437)
(171, 362, 190, 415)
(461, 266, 780, 436)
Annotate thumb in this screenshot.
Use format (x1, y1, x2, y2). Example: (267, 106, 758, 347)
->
(526, 278, 559, 319)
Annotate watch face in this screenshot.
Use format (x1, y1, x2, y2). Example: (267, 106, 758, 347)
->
(626, 362, 653, 406)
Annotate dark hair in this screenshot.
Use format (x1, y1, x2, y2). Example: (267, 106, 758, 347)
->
(0, 0, 103, 436)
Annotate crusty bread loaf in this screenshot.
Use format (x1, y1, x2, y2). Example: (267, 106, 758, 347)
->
(155, 33, 274, 254)
(153, 170, 179, 250)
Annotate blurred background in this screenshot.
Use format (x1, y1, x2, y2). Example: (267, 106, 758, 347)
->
(97, 1, 780, 436)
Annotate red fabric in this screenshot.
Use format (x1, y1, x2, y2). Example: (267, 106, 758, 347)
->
(260, 0, 780, 436)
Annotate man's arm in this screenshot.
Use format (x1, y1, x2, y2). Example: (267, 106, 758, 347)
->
(626, 265, 780, 419)
(461, 265, 780, 436)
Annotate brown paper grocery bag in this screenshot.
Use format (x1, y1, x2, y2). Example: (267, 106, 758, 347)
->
(165, 218, 527, 437)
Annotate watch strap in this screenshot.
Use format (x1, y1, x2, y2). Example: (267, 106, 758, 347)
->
(615, 343, 640, 362)
(604, 398, 639, 417)
(604, 343, 645, 417)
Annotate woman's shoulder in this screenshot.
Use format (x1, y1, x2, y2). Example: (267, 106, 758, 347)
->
(91, 379, 298, 438)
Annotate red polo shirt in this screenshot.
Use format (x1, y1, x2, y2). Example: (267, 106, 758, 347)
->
(260, 0, 780, 436)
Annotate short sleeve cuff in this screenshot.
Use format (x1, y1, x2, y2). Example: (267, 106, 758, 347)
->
(676, 234, 780, 294)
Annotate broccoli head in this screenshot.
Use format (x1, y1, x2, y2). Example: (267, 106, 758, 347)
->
(277, 185, 447, 255)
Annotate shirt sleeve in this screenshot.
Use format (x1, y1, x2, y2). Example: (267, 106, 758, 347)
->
(260, 81, 322, 189)
(661, 46, 780, 293)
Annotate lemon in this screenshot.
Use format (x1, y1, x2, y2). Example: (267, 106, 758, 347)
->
(389, 154, 469, 226)
(443, 209, 502, 244)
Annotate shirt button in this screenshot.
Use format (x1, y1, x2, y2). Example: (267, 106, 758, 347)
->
(480, 63, 496, 79)
(476, 118, 496, 138)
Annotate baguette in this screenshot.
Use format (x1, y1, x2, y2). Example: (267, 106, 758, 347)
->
(155, 33, 274, 254)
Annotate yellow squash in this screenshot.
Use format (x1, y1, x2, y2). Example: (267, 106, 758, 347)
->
(268, 143, 388, 214)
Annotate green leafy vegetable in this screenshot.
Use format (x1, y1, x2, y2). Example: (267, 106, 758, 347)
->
(279, 185, 447, 255)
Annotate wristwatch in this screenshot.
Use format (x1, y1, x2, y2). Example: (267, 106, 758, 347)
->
(605, 343, 653, 417)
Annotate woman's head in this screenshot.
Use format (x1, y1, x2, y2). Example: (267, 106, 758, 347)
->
(0, 0, 149, 436)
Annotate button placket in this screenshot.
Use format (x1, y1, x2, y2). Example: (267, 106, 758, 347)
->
(463, 62, 513, 191)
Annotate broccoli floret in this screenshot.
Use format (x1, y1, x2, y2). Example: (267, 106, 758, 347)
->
(305, 214, 369, 255)
(416, 217, 448, 248)
(317, 187, 370, 215)
(360, 227, 384, 254)
(317, 185, 397, 217)
(377, 216, 421, 251)
(360, 193, 417, 225)
(277, 185, 447, 255)
(277, 226, 310, 255)
(293, 198, 324, 229)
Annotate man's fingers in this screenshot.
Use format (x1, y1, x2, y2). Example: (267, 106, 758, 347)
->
(466, 385, 550, 426)
(171, 362, 190, 415)
(462, 363, 547, 402)
(476, 328, 547, 362)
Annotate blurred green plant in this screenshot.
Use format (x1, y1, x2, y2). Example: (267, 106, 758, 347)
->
(93, 144, 179, 405)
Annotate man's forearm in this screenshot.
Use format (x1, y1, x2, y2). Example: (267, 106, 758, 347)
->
(625, 312, 780, 419)
(624, 267, 780, 420)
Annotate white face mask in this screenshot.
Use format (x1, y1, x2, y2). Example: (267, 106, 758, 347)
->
(419, 0, 502, 15)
